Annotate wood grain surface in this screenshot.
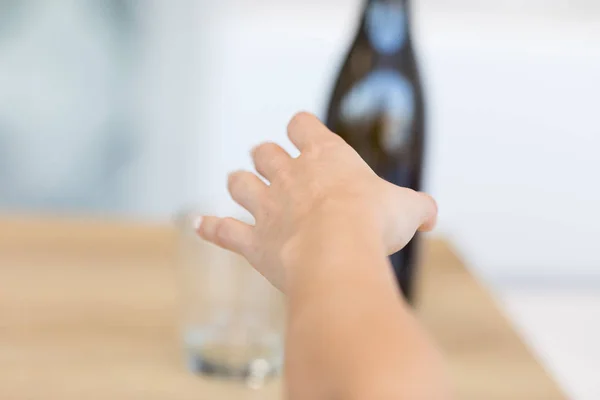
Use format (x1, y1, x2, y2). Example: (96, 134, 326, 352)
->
(0, 217, 566, 399)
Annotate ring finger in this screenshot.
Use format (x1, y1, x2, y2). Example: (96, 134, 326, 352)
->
(251, 142, 292, 182)
(228, 170, 269, 216)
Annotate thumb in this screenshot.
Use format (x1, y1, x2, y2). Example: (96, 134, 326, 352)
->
(415, 192, 438, 232)
(382, 187, 438, 255)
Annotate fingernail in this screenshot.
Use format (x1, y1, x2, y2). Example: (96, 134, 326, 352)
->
(193, 216, 203, 232)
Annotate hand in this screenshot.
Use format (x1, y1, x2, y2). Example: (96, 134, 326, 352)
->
(196, 112, 437, 291)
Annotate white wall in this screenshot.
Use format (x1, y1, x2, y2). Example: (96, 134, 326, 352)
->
(194, 1, 600, 280)
(420, 6, 600, 280)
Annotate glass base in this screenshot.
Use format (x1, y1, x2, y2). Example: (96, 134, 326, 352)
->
(186, 351, 279, 389)
(184, 329, 283, 389)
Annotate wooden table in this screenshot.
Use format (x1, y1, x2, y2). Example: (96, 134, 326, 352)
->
(0, 217, 566, 399)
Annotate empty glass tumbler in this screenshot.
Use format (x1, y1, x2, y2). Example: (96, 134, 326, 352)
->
(175, 211, 285, 388)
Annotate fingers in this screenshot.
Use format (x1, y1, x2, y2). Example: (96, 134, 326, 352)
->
(252, 142, 292, 181)
(287, 111, 336, 151)
(252, 112, 336, 182)
(228, 170, 268, 216)
(196, 216, 255, 257)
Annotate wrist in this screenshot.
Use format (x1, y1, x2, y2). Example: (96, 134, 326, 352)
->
(280, 205, 390, 297)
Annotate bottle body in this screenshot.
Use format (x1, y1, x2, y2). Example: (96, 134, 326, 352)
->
(325, 0, 425, 301)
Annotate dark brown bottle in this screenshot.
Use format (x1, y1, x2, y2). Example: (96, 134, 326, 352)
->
(325, 0, 426, 302)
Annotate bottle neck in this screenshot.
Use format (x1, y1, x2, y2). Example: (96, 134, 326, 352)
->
(366, 0, 408, 6)
(363, 0, 410, 14)
(360, 0, 412, 54)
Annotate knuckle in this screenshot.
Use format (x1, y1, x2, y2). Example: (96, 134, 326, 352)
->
(312, 134, 343, 154)
(276, 169, 292, 186)
(215, 218, 233, 243)
(308, 139, 337, 158)
(323, 132, 345, 147)
(274, 158, 290, 173)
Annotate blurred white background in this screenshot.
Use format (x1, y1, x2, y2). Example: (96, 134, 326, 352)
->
(1, 1, 599, 397)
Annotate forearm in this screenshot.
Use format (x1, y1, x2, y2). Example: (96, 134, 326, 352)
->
(283, 215, 450, 400)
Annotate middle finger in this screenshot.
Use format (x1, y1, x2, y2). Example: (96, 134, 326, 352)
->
(251, 142, 293, 182)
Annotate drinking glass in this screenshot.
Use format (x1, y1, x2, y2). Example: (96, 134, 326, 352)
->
(175, 210, 285, 388)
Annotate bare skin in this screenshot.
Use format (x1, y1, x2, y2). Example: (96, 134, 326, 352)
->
(197, 112, 451, 399)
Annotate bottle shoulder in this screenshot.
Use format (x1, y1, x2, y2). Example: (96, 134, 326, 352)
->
(341, 34, 418, 78)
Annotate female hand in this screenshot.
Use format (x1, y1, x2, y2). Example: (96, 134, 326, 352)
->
(197, 112, 437, 291)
